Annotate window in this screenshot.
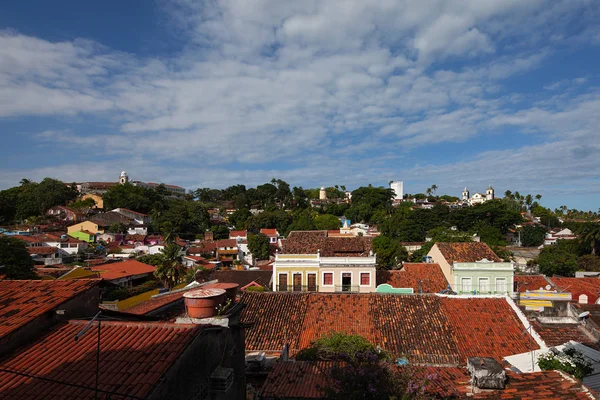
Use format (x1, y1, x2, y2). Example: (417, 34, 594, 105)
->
(278, 273, 288, 292)
(360, 272, 370, 286)
(495, 278, 507, 293)
(478, 278, 490, 293)
(579, 294, 589, 304)
(293, 273, 302, 292)
(461, 277, 472, 293)
(323, 272, 333, 286)
(307, 274, 317, 291)
(341, 272, 352, 292)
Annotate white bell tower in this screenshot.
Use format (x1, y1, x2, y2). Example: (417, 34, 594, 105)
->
(486, 185, 494, 201)
(119, 170, 129, 185)
(462, 187, 470, 201)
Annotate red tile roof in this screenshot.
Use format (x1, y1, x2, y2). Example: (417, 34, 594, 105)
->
(514, 275, 554, 292)
(261, 361, 333, 399)
(0, 320, 199, 399)
(215, 239, 237, 248)
(434, 242, 502, 263)
(229, 230, 247, 237)
(531, 320, 600, 349)
(240, 293, 536, 363)
(550, 277, 600, 304)
(439, 297, 538, 363)
(376, 263, 449, 293)
(27, 246, 58, 255)
(260, 228, 278, 236)
(261, 363, 594, 399)
(90, 259, 155, 281)
(283, 230, 373, 257)
(0, 280, 100, 341)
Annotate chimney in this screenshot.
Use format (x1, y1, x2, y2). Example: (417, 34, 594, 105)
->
(467, 357, 505, 390)
(205, 230, 214, 241)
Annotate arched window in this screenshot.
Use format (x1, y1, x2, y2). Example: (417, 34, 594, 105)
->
(579, 294, 589, 304)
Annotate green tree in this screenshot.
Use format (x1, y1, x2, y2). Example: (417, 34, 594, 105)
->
(372, 236, 408, 269)
(313, 214, 341, 230)
(521, 225, 547, 247)
(288, 209, 317, 231)
(582, 225, 600, 256)
(210, 225, 230, 240)
(248, 233, 270, 260)
(154, 242, 186, 289)
(577, 255, 600, 272)
(102, 183, 159, 214)
(537, 241, 579, 276)
(108, 222, 128, 234)
(296, 333, 386, 362)
(229, 208, 251, 229)
(0, 236, 37, 279)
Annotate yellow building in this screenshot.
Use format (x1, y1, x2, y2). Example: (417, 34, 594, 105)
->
(273, 253, 377, 293)
(67, 220, 103, 235)
(81, 193, 104, 209)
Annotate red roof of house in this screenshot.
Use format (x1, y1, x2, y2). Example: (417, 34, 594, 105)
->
(114, 207, 148, 216)
(261, 362, 594, 399)
(531, 320, 600, 350)
(434, 242, 502, 263)
(0, 321, 199, 398)
(283, 230, 373, 257)
(12, 235, 46, 243)
(239, 293, 536, 363)
(91, 259, 156, 281)
(0, 279, 100, 340)
(260, 228, 278, 236)
(229, 230, 247, 238)
(215, 239, 237, 248)
(188, 242, 217, 254)
(261, 361, 333, 399)
(27, 246, 58, 255)
(514, 275, 554, 292)
(124, 234, 146, 242)
(376, 263, 449, 293)
(551, 277, 600, 303)
(439, 297, 538, 362)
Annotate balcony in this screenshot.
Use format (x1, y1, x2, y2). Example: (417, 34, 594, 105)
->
(334, 285, 360, 293)
(277, 285, 319, 292)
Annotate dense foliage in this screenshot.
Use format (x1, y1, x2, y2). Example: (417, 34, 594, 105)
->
(247, 233, 270, 261)
(0, 236, 37, 279)
(538, 346, 594, 380)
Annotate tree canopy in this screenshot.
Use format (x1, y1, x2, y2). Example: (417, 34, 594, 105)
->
(0, 236, 37, 279)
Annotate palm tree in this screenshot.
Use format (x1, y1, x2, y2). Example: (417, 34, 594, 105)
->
(426, 188, 432, 197)
(535, 194, 542, 201)
(155, 241, 185, 289)
(583, 226, 600, 256)
(504, 190, 512, 199)
(431, 185, 438, 195)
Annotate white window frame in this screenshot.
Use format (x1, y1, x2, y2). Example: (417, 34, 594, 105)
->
(359, 271, 372, 287)
(321, 271, 334, 287)
(478, 277, 490, 293)
(341, 271, 353, 285)
(461, 277, 472, 293)
(495, 277, 507, 293)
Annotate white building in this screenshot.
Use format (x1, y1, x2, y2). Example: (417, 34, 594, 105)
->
(319, 187, 327, 200)
(462, 185, 494, 205)
(390, 181, 404, 200)
(273, 253, 377, 293)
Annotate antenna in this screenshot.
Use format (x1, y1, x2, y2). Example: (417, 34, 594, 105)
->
(74, 311, 102, 400)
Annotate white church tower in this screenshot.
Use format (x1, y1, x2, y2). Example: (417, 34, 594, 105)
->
(319, 186, 327, 200)
(119, 170, 129, 185)
(486, 185, 494, 201)
(462, 187, 470, 202)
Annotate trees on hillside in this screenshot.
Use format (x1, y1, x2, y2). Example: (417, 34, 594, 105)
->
(536, 240, 580, 277)
(154, 241, 185, 289)
(0, 236, 37, 279)
(521, 225, 547, 247)
(372, 236, 408, 269)
(248, 233, 270, 261)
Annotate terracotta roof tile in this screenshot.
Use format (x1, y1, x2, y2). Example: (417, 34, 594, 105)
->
(200, 270, 272, 289)
(90, 260, 155, 281)
(240, 293, 537, 363)
(215, 239, 237, 248)
(0, 321, 199, 399)
(229, 230, 247, 237)
(260, 228, 278, 236)
(260, 361, 333, 399)
(550, 277, 600, 304)
(27, 246, 58, 255)
(260, 363, 594, 399)
(514, 275, 554, 292)
(531, 320, 600, 349)
(376, 263, 449, 293)
(0, 280, 100, 341)
(283, 230, 373, 256)
(435, 242, 501, 263)
(439, 297, 538, 363)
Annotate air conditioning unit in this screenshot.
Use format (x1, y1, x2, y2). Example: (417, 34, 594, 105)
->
(210, 367, 234, 393)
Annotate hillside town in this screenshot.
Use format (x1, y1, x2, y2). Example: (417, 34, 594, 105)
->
(1, 173, 600, 399)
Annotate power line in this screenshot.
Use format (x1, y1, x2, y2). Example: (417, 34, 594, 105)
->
(0, 368, 145, 400)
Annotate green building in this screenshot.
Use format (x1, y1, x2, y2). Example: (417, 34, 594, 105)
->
(452, 260, 514, 295)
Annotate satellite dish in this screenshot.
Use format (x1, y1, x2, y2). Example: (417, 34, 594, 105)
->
(578, 311, 590, 319)
(545, 285, 551, 291)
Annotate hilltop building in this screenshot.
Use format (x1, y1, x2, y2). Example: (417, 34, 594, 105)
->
(462, 185, 495, 205)
(77, 170, 185, 196)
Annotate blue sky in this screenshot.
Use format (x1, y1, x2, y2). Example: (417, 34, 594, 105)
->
(1, 0, 599, 211)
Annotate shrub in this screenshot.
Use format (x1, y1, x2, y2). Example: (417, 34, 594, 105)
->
(244, 285, 266, 292)
(538, 346, 593, 380)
